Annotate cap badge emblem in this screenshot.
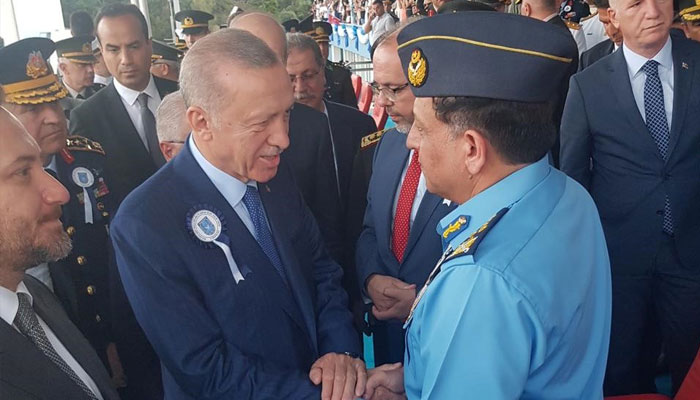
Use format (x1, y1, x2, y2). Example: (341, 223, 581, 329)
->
(408, 48, 428, 88)
(26, 51, 49, 79)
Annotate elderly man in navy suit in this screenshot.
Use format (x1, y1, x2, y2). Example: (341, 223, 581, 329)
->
(560, 0, 700, 394)
(111, 29, 364, 400)
(356, 26, 455, 366)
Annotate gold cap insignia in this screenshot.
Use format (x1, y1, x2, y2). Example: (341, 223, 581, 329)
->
(82, 43, 91, 54)
(408, 48, 427, 88)
(183, 17, 194, 27)
(26, 51, 49, 79)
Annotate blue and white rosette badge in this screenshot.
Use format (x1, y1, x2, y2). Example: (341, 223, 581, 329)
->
(187, 205, 245, 283)
(72, 167, 94, 224)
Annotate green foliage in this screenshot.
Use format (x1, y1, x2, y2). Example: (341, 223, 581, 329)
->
(61, 0, 313, 41)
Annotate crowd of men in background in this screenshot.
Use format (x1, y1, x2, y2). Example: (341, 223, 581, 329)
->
(1, 0, 700, 398)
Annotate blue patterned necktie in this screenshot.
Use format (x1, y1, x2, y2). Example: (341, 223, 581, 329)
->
(241, 185, 288, 283)
(14, 293, 100, 400)
(642, 60, 674, 234)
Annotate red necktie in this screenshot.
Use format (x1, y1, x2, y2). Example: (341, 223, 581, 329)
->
(392, 151, 421, 262)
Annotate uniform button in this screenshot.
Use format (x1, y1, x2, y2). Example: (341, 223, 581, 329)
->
(102, 211, 109, 218)
(95, 314, 102, 323)
(96, 202, 105, 211)
(77, 256, 87, 265)
(86, 285, 96, 295)
(66, 226, 76, 237)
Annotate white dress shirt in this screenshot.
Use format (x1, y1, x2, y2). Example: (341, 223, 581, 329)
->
(94, 74, 112, 86)
(581, 12, 607, 49)
(0, 282, 103, 399)
(623, 37, 674, 127)
(369, 13, 396, 45)
(392, 149, 427, 231)
(189, 135, 267, 236)
(63, 81, 87, 99)
(113, 76, 161, 151)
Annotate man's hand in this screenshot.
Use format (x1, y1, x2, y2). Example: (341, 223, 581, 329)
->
(364, 363, 405, 400)
(309, 353, 367, 400)
(367, 275, 416, 321)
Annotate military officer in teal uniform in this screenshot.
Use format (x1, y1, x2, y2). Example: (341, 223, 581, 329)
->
(363, 12, 612, 399)
(0, 37, 121, 384)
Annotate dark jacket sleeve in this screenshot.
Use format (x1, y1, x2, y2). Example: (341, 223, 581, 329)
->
(560, 74, 593, 189)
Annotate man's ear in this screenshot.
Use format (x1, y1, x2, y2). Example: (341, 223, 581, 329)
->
(462, 128, 488, 177)
(187, 105, 213, 142)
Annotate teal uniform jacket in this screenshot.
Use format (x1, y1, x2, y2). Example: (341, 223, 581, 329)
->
(404, 157, 612, 399)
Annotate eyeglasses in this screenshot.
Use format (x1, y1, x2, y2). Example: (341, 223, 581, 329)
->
(289, 69, 321, 84)
(370, 82, 409, 102)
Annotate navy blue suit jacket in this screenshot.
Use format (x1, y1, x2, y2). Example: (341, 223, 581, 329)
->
(356, 128, 454, 297)
(111, 142, 359, 399)
(560, 36, 700, 275)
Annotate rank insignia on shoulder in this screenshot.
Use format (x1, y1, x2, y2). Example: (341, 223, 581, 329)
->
(445, 207, 510, 262)
(361, 129, 388, 149)
(565, 20, 581, 30)
(66, 135, 105, 156)
(441, 215, 469, 240)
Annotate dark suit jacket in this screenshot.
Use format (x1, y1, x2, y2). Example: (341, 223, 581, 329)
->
(324, 62, 358, 108)
(325, 100, 377, 211)
(580, 39, 616, 71)
(69, 75, 177, 400)
(560, 35, 700, 275)
(286, 103, 344, 262)
(0, 276, 119, 400)
(548, 15, 580, 168)
(355, 128, 455, 361)
(110, 142, 360, 399)
(69, 76, 178, 206)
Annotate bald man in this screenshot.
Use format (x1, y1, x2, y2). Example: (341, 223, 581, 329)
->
(229, 14, 346, 265)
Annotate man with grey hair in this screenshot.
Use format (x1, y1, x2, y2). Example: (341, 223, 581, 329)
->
(111, 28, 365, 400)
(156, 91, 189, 161)
(230, 12, 346, 263)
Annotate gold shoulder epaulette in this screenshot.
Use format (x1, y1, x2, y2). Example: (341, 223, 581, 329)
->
(361, 129, 388, 149)
(565, 20, 582, 30)
(66, 135, 105, 156)
(580, 11, 598, 22)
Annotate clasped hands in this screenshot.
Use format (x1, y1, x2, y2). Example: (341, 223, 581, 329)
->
(367, 274, 416, 321)
(309, 354, 406, 400)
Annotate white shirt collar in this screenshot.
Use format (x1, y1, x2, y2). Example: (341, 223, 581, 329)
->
(63, 81, 84, 99)
(544, 13, 560, 22)
(0, 281, 33, 327)
(188, 135, 257, 209)
(113, 75, 159, 106)
(623, 36, 673, 77)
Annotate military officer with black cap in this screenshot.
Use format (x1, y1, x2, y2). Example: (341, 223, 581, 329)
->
(303, 18, 358, 108)
(56, 35, 103, 100)
(363, 11, 611, 399)
(0, 37, 122, 384)
(151, 40, 183, 82)
(282, 18, 301, 32)
(175, 9, 214, 48)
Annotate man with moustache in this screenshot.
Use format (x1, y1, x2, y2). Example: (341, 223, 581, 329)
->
(0, 105, 119, 400)
(0, 37, 124, 390)
(560, 0, 700, 393)
(111, 28, 364, 400)
(355, 26, 455, 366)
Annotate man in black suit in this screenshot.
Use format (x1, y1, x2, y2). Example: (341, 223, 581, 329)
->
(69, 4, 176, 399)
(230, 13, 345, 262)
(560, 0, 700, 393)
(521, 0, 579, 167)
(0, 107, 119, 400)
(579, 0, 622, 70)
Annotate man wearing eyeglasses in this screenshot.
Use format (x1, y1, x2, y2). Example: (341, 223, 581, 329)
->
(354, 24, 455, 366)
(156, 91, 189, 161)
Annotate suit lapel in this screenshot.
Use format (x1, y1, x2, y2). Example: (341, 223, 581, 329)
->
(104, 84, 154, 166)
(378, 132, 410, 267)
(175, 146, 311, 344)
(402, 193, 443, 264)
(259, 178, 318, 353)
(667, 38, 693, 161)
(608, 50, 662, 160)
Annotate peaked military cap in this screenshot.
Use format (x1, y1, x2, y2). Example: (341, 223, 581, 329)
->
(437, 0, 495, 13)
(679, 0, 700, 21)
(298, 15, 314, 34)
(282, 19, 300, 32)
(56, 35, 96, 64)
(151, 40, 184, 62)
(0, 37, 68, 104)
(397, 12, 577, 102)
(175, 10, 214, 33)
(311, 21, 333, 43)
